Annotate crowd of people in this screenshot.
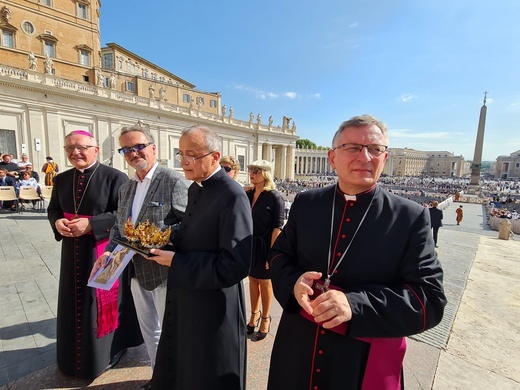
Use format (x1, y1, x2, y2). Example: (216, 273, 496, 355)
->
(0, 152, 59, 210)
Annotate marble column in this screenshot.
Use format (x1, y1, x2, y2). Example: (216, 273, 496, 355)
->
(286, 145, 295, 180)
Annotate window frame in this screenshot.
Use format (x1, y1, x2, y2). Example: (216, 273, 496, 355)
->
(79, 49, 90, 66)
(237, 155, 245, 172)
(21, 21, 35, 35)
(1, 29, 15, 48)
(125, 81, 135, 92)
(77, 3, 88, 19)
(102, 53, 113, 69)
(44, 41, 55, 57)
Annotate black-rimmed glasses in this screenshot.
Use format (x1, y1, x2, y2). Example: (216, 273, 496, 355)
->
(221, 166, 232, 173)
(63, 145, 97, 153)
(333, 143, 388, 156)
(175, 151, 214, 164)
(118, 142, 153, 156)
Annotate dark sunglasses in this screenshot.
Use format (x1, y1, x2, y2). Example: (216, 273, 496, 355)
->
(118, 142, 153, 156)
(221, 166, 232, 173)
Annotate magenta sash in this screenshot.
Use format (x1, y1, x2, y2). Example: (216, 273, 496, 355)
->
(64, 212, 119, 338)
(298, 281, 405, 390)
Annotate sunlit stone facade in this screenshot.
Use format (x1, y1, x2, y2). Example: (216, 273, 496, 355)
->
(0, 0, 297, 182)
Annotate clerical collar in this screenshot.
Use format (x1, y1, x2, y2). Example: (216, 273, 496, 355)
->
(195, 165, 221, 187)
(322, 185, 376, 290)
(76, 161, 98, 173)
(335, 184, 377, 202)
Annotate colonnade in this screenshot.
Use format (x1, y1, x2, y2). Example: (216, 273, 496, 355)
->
(294, 152, 332, 176)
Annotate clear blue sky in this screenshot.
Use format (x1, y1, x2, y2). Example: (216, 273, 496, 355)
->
(100, 0, 520, 161)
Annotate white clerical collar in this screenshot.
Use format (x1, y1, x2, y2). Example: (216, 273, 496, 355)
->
(77, 161, 97, 173)
(195, 165, 221, 187)
(337, 184, 378, 202)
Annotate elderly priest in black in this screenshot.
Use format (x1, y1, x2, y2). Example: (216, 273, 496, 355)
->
(267, 115, 446, 390)
(145, 125, 253, 390)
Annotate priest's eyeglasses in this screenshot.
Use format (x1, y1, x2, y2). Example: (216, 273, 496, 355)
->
(175, 151, 215, 164)
(333, 143, 388, 156)
(63, 145, 97, 153)
(118, 142, 153, 156)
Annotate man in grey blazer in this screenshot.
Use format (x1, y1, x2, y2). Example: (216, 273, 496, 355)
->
(91, 126, 189, 379)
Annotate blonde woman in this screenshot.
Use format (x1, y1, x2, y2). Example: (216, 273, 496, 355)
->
(245, 160, 284, 340)
(219, 155, 241, 180)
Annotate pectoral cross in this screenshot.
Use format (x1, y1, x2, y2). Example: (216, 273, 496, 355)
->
(316, 278, 330, 293)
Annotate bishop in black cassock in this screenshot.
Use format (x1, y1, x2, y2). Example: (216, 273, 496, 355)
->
(267, 115, 446, 390)
(48, 131, 142, 379)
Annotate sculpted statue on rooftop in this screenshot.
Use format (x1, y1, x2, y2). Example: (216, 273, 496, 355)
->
(97, 72, 105, 87)
(43, 55, 53, 74)
(28, 52, 38, 71)
(282, 116, 292, 129)
(110, 74, 117, 89)
(159, 86, 166, 100)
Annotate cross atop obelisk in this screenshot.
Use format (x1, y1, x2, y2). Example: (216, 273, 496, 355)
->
(469, 92, 488, 189)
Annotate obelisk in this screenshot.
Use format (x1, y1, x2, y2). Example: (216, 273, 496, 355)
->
(469, 92, 488, 189)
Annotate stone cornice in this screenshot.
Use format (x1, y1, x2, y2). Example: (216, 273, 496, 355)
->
(0, 64, 299, 142)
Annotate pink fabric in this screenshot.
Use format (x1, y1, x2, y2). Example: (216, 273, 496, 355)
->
(64, 212, 119, 338)
(358, 337, 406, 390)
(298, 279, 406, 390)
(68, 130, 94, 138)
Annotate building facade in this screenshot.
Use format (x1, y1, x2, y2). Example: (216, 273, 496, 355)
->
(495, 150, 520, 179)
(0, 0, 297, 182)
(425, 151, 465, 177)
(383, 148, 464, 177)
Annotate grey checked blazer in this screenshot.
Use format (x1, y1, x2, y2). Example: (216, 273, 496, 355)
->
(107, 165, 190, 290)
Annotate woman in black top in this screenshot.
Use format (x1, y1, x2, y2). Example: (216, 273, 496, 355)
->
(245, 160, 284, 340)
